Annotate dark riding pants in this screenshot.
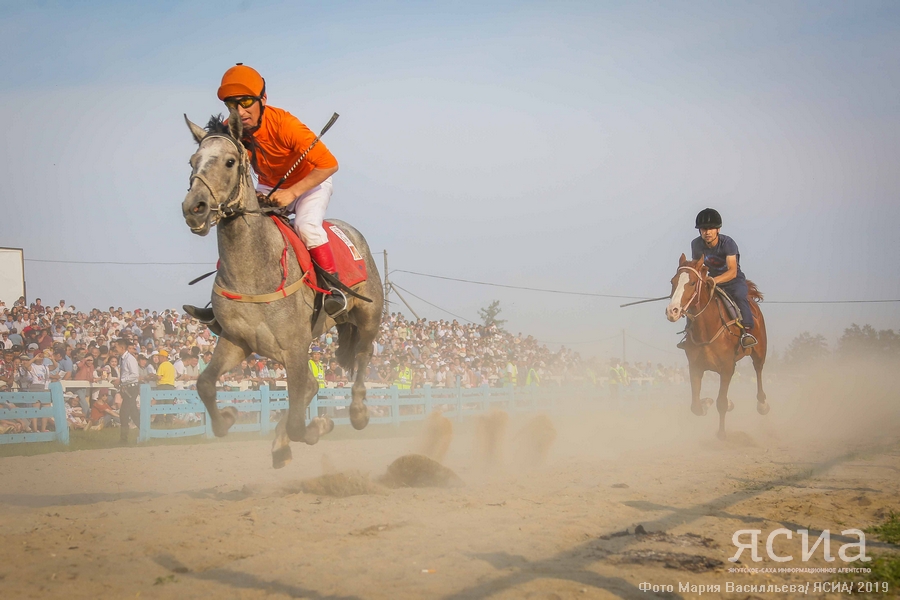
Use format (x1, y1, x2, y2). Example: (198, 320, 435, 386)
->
(119, 383, 141, 441)
(719, 279, 754, 330)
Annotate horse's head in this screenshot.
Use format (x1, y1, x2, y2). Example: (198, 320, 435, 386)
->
(182, 108, 254, 236)
(666, 254, 707, 322)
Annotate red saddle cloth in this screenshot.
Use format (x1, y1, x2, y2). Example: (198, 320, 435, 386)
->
(270, 216, 367, 291)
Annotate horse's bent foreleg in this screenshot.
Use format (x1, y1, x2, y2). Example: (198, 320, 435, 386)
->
(284, 352, 321, 444)
(197, 334, 249, 437)
(716, 366, 734, 440)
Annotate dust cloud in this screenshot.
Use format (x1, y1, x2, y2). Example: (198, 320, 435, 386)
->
(2, 364, 898, 598)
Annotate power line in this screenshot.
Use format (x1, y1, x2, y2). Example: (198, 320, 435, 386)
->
(765, 299, 900, 304)
(25, 259, 212, 265)
(394, 269, 900, 305)
(390, 283, 476, 324)
(391, 269, 650, 300)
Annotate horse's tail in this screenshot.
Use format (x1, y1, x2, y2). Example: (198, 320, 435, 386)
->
(334, 322, 361, 377)
(747, 280, 764, 302)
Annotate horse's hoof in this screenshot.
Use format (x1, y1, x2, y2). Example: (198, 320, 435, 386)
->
(717, 430, 727, 441)
(304, 423, 320, 445)
(757, 402, 770, 415)
(691, 402, 706, 416)
(272, 446, 292, 469)
(213, 406, 238, 437)
(727, 400, 735, 412)
(350, 404, 369, 430)
(321, 416, 335, 435)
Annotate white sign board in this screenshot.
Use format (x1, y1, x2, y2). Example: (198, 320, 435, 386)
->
(0, 248, 25, 308)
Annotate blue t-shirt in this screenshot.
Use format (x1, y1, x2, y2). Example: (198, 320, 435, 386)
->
(691, 234, 745, 280)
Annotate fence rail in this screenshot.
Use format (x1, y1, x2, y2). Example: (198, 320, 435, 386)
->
(1, 378, 671, 446)
(136, 384, 570, 443)
(0, 382, 69, 445)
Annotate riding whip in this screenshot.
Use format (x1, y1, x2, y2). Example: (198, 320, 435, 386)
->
(619, 295, 670, 308)
(188, 113, 341, 285)
(263, 112, 340, 203)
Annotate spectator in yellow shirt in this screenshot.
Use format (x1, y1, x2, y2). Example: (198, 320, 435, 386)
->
(155, 350, 176, 389)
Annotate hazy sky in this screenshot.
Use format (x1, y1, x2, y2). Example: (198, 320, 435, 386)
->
(2, 1, 898, 362)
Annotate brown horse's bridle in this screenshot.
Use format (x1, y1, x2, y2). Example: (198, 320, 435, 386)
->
(676, 265, 717, 320)
(677, 265, 744, 347)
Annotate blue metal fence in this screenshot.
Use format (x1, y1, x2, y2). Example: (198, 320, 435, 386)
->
(136, 383, 567, 443)
(0, 382, 69, 445)
(0, 379, 667, 446)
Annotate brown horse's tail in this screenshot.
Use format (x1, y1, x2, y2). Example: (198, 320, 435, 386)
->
(334, 323, 361, 377)
(747, 280, 764, 303)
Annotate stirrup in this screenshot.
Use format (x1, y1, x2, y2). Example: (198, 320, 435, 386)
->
(183, 304, 215, 323)
(323, 288, 348, 318)
(676, 337, 688, 350)
(740, 333, 758, 349)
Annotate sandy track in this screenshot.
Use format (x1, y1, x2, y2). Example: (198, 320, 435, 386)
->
(1, 374, 899, 599)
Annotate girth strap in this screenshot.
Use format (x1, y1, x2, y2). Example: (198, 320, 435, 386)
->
(213, 276, 308, 303)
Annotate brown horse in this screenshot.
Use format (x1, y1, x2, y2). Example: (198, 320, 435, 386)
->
(665, 255, 769, 438)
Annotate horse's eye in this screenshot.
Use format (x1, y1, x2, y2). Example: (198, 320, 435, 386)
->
(226, 159, 236, 168)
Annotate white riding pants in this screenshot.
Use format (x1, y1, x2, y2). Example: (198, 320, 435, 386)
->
(256, 177, 333, 249)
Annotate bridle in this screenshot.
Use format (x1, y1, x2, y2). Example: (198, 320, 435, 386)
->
(675, 264, 744, 347)
(675, 265, 717, 320)
(188, 133, 273, 227)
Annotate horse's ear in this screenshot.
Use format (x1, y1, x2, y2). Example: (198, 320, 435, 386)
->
(184, 115, 207, 144)
(227, 106, 243, 141)
(678, 253, 687, 266)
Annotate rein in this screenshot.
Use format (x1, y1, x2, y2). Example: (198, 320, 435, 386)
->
(189, 133, 282, 224)
(190, 133, 307, 304)
(677, 265, 739, 347)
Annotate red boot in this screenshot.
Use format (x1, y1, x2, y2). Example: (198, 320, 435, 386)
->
(308, 243, 347, 317)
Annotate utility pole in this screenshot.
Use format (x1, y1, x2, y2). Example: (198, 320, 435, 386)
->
(382, 250, 390, 319)
(380, 249, 420, 320)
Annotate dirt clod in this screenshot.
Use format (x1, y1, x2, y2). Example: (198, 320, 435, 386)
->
(296, 471, 384, 497)
(379, 454, 464, 488)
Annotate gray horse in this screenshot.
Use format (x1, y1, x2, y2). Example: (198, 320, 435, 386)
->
(181, 109, 384, 468)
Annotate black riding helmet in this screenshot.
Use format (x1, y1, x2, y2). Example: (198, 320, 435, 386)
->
(695, 208, 722, 229)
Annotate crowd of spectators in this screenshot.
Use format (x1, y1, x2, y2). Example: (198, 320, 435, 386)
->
(0, 297, 686, 433)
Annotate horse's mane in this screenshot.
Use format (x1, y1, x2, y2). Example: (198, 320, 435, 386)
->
(205, 113, 266, 170)
(205, 114, 231, 136)
(747, 280, 764, 302)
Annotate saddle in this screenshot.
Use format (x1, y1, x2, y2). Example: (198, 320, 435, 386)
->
(714, 287, 742, 323)
(269, 215, 368, 291)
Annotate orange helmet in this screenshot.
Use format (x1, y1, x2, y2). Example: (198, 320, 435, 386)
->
(217, 63, 265, 100)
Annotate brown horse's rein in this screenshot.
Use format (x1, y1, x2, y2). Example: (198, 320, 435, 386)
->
(677, 265, 740, 347)
(677, 265, 715, 318)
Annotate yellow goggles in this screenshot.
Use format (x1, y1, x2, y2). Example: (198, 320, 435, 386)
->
(224, 96, 258, 110)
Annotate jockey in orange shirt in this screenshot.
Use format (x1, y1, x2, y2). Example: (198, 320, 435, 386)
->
(184, 64, 347, 321)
